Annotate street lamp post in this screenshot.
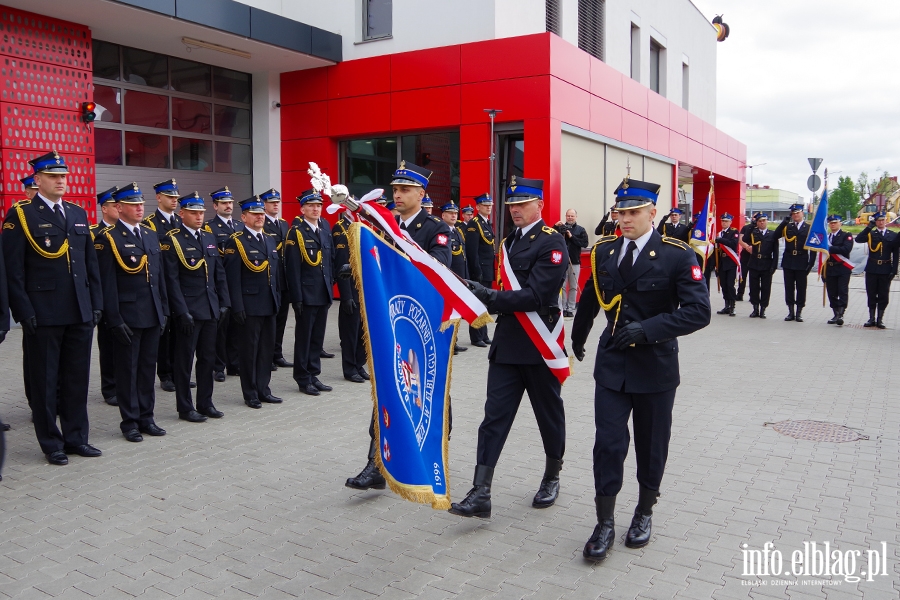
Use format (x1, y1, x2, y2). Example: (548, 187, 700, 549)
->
(483, 109, 502, 205)
(746, 162, 766, 217)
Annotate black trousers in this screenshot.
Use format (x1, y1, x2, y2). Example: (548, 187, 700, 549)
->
(826, 274, 851, 309)
(783, 268, 809, 307)
(173, 318, 217, 414)
(593, 384, 676, 496)
(273, 289, 291, 361)
(157, 320, 175, 380)
(114, 325, 160, 433)
(236, 315, 275, 401)
(469, 279, 493, 344)
(293, 304, 329, 386)
(215, 311, 240, 373)
(737, 253, 751, 297)
(25, 323, 93, 454)
(704, 260, 715, 291)
(338, 303, 366, 377)
(96, 324, 116, 400)
(748, 268, 773, 307)
(865, 272, 892, 309)
(719, 267, 737, 304)
(476, 361, 565, 468)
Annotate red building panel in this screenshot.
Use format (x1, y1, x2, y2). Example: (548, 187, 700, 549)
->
(280, 68, 328, 104)
(0, 102, 93, 155)
(589, 56, 623, 105)
(687, 112, 703, 143)
(281, 138, 338, 176)
(550, 77, 590, 130)
(459, 123, 490, 162)
(281, 101, 328, 141)
(589, 96, 622, 141)
(460, 34, 550, 84)
(669, 132, 688, 164)
(391, 45, 461, 92)
(687, 138, 703, 167)
(716, 129, 729, 156)
(0, 10, 91, 70)
(327, 93, 391, 138)
(621, 110, 648, 149)
(459, 159, 490, 202)
(647, 121, 669, 156)
(327, 55, 391, 100)
(621, 77, 648, 118)
(702, 121, 717, 149)
(549, 34, 590, 92)
(1, 147, 94, 197)
(702, 145, 717, 174)
(391, 85, 461, 132)
(0, 58, 91, 111)
(646, 90, 669, 128)
(460, 76, 550, 125)
(523, 118, 561, 218)
(669, 104, 688, 136)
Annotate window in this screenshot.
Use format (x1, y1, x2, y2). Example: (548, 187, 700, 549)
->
(401, 133, 460, 206)
(341, 137, 398, 199)
(578, 0, 604, 61)
(649, 39, 665, 96)
(124, 90, 168, 129)
(682, 63, 689, 109)
(125, 131, 169, 169)
(364, 0, 392, 41)
(630, 24, 640, 80)
(546, 0, 561, 35)
(123, 47, 168, 88)
(171, 58, 211, 97)
(172, 137, 213, 172)
(92, 40, 120, 81)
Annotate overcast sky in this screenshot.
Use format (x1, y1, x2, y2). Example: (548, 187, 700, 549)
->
(690, 0, 900, 200)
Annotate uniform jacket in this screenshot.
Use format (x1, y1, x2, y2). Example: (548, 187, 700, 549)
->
(163, 227, 230, 321)
(95, 221, 168, 329)
(743, 227, 779, 271)
(205, 215, 245, 253)
(284, 218, 335, 306)
(332, 214, 358, 303)
(448, 224, 468, 278)
(488, 220, 568, 365)
(774, 219, 816, 271)
(560, 222, 589, 264)
(264, 215, 290, 291)
(657, 218, 691, 243)
(400, 209, 452, 267)
(826, 229, 856, 278)
(464, 213, 495, 280)
(595, 213, 620, 237)
(855, 226, 899, 275)
(571, 231, 711, 394)
(223, 230, 280, 317)
(714, 227, 741, 272)
(143, 209, 182, 242)
(2, 196, 102, 326)
(0, 239, 9, 332)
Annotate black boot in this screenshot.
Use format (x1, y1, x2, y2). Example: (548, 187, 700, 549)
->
(728, 302, 736, 316)
(876, 306, 886, 329)
(749, 304, 759, 318)
(795, 307, 803, 323)
(784, 304, 795, 321)
(836, 308, 844, 326)
(345, 441, 386, 490)
(827, 309, 838, 325)
(864, 307, 876, 327)
(625, 486, 658, 548)
(448, 465, 493, 518)
(716, 304, 730, 315)
(532, 458, 563, 508)
(759, 307, 767, 319)
(583, 496, 616, 561)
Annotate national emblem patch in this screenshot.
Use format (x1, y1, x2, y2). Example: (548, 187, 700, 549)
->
(691, 265, 702, 281)
(551, 250, 563, 265)
(436, 234, 448, 246)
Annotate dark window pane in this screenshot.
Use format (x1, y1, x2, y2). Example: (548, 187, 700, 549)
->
(93, 40, 120, 81)
(341, 137, 398, 199)
(365, 0, 392, 40)
(214, 105, 250, 139)
(125, 131, 169, 168)
(213, 67, 251, 103)
(400, 132, 459, 206)
(124, 90, 168, 129)
(94, 85, 121, 123)
(172, 98, 211, 134)
(171, 57, 211, 96)
(215, 142, 251, 174)
(123, 47, 168, 88)
(173, 137, 213, 171)
(95, 128, 122, 165)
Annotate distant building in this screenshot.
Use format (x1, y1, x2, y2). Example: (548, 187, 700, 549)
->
(745, 185, 803, 221)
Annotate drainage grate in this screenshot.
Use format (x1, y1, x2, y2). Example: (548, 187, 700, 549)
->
(767, 420, 868, 442)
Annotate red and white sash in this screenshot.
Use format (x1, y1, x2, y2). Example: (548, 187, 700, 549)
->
(719, 244, 741, 280)
(499, 246, 571, 384)
(830, 254, 856, 270)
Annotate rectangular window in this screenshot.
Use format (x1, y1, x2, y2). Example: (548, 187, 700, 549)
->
(124, 89, 169, 129)
(173, 137, 213, 171)
(649, 41, 660, 93)
(93, 40, 120, 81)
(213, 67, 252, 103)
(341, 137, 397, 199)
(96, 129, 122, 165)
(682, 63, 689, 109)
(94, 85, 121, 123)
(171, 57, 211, 97)
(401, 132, 460, 206)
(364, 0, 392, 41)
(122, 47, 168, 88)
(578, 0, 604, 61)
(172, 98, 211, 134)
(214, 105, 251, 139)
(630, 24, 640, 80)
(215, 142, 252, 174)
(125, 131, 169, 169)
(546, 0, 561, 35)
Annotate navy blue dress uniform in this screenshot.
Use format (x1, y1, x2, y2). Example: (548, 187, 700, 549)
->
(143, 179, 182, 392)
(261, 188, 293, 368)
(570, 177, 710, 561)
(2, 151, 103, 464)
(284, 190, 336, 396)
(162, 192, 231, 421)
(736, 219, 755, 300)
(464, 193, 495, 346)
(448, 177, 569, 519)
(91, 186, 119, 406)
(855, 212, 899, 328)
(713, 214, 740, 316)
(399, 210, 452, 267)
(95, 184, 169, 442)
(824, 215, 854, 326)
(656, 208, 691, 242)
(223, 196, 282, 408)
(443, 204, 468, 278)
(742, 215, 778, 318)
(773, 205, 817, 322)
(205, 187, 244, 377)
(0, 222, 11, 473)
(595, 209, 620, 236)
(333, 211, 368, 383)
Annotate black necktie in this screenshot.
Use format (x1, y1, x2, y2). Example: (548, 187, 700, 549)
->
(53, 203, 65, 227)
(400, 222, 408, 231)
(619, 240, 637, 280)
(196, 231, 202, 244)
(227, 220, 234, 233)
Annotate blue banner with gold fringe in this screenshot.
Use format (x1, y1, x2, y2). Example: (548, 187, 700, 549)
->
(350, 223, 454, 509)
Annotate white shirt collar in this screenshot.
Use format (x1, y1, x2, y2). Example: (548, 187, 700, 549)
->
(266, 214, 278, 224)
(38, 194, 63, 211)
(158, 208, 174, 221)
(618, 227, 654, 266)
(518, 220, 541, 238)
(183, 224, 198, 236)
(304, 218, 319, 231)
(401, 212, 420, 229)
(217, 215, 232, 226)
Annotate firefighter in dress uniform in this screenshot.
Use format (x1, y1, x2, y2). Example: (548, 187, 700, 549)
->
(91, 186, 120, 406)
(442, 202, 469, 355)
(824, 214, 854, 326)
(713, 213, 740, 316)
(773, 204, 816, 322)
(656, 208, 690, 242)
(856, 211, 899, 328)
(742, 214, 779, 318)
(262, 188, 294, 369)
(464, 193, 496, 347)
(595, 207, 620, 236)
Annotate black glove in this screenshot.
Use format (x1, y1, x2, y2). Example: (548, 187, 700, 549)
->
(782, 216, 790, 223)
(218, 306, 230, 324)
(232, 311, 247, 326)
(612, 322, 647, 350)
(160, 315, 168, 336)
(0, 331, 7, 344)
(92, 310, 103, 326)
(572, 342, 585, 362)
(177, 313, 194, 336)
(338, 264, 352, 280)
(341, 299, 358, 315)
(110, 323, 133, 345)
(21, 316, 37, 336)
(466, 280, 498, 306)
(292, 302, 303, 315)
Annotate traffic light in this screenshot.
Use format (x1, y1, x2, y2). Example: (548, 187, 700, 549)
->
(81, 101, 96, 124)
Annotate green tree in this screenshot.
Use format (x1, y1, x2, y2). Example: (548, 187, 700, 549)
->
(828, 175, 861, 218)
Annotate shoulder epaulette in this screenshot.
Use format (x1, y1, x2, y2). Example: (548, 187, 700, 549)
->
(140, 222, 154, 229)
(145, 213, 157, 220)
(429, 215, 442, 222)
(166, 229, 181, 237)
(63, 200, 80, 208)
(662, 238, 690, 250)
(13, 199, 31, 207)
(542, 225, 558, 236)
(595, 235, 618, 245)
(203, 224, 212, 233)
(264, 232, 276, 236)
(278, 217, 286, 222)
(229, 231, 244, 239)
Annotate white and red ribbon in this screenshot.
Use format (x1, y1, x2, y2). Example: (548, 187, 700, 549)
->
(830, 254, 856, 270)
(719, 244, 741, 280)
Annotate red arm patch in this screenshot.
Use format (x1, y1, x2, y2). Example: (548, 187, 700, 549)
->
(551, 250, 563, 264)
(691, 265, 702, 281)
(436, 234, 448, 246)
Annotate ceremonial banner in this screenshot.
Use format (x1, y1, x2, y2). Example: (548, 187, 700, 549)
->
(351, 223, 454, 509)
(690, 181, 717, 271)
(804, 186, 829, 254)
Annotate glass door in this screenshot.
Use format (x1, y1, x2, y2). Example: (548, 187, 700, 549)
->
(496, 133, 524, 243)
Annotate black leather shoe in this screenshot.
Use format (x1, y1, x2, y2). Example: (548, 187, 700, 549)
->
(454, 345, 467, 353)
(261, 394, 283, 403)
(104, 396, 118, 406)
(827, 310, 838, 325)
(759, 308, 767, 319)
(448, 465, 493, 518)
(214, 371, 226, 382)
(358, 369, 370, 380)
(320, 350, 335, 358)
(784, 307, 795, 321)
(563, 310, 574, 318)
(835, 309, 845, 326)
(63, 444, 102, 457)
(140, 423, 167, 436)
(271, 363, 278, 371)
(312, 378, 333, 392)
(274, 357, 293, 368)
(179, 410, 208, 423)
(0, 422, 9, 432)
(795, 308, 804, 323)
(300, 384, 320, 396)
(716, 306, 731, 315)
(583, 519, 615, 561)
(532, 458, 562, 508)
(345, 374, 366, 383)
(123, 429, 143, 443)
(749, 305, 759, 318)
(471, 341, 488, 348)
(160, 379, 176, 392)
(345, 460, 386, 490)
(245, 398, 262, 409)
(46, 450, 69, 465)
(190, 381, 197, 388)
(483, 337, 492, 344)
(625, 511, 653, 548)
(200, 406, 224, 418)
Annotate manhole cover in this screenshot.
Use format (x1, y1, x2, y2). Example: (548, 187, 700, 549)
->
(768, 420, 868, 442)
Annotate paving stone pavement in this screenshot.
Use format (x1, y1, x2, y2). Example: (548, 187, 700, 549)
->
(0, 271, 898, 599)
